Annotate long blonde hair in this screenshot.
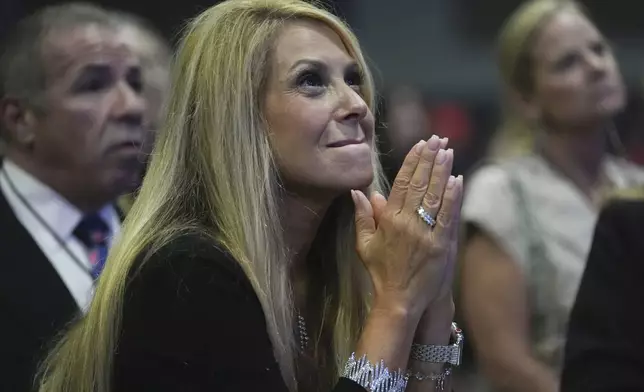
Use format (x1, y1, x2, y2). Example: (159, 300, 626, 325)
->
(37, 1, 386, 391)
(491, 0, 583, 159)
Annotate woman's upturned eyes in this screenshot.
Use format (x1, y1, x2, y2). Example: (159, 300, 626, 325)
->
(345, 70, 363, 89)
(295, 67, 363, 96)
(297, 70, 325, 89)
(553, 53, 579, 72)
(552, 41, 610, 73)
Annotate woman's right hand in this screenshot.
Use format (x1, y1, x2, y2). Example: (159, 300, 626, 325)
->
(351, 135, 463, 321)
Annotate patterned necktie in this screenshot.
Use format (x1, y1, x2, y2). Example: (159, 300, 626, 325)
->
(73, 214, 110, 280)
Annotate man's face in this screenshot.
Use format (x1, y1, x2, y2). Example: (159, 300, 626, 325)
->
(116, 24, 170, 158)
(32, 23, 147, 198)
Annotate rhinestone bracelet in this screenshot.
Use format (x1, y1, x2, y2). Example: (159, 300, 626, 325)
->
(342, 353, 408, 392)
(407, 366, 452, 391)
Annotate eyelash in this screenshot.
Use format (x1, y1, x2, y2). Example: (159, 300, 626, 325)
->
(295, 70, 363, 95)
(297, 71, 324, 89)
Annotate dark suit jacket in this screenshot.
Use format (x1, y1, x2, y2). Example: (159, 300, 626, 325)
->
(0, 190, 79, 392)
(561, 200, 644, 391)
(113, 233, 365, 391)
(0, 158, 126, 391)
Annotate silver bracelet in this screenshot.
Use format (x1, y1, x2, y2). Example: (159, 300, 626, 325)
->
(410, 322, 464, 366)
(407, 366, 452, 391)
(342, 353, 409, 392)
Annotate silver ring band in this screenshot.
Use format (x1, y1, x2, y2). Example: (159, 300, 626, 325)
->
(417, 206, 436, 227)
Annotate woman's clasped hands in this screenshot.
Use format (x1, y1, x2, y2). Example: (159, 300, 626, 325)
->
(352, 135, 463, 324)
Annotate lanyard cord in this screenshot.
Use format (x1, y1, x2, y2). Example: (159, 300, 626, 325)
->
(1, 168, 96, 282)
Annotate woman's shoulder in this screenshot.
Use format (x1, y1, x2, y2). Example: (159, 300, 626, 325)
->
(464, 157, 532, 201)
(115, 233, 287, 391)
(139, 232, 231, 264)
(462, 157, 539, 252)
(128, 232, 251, 296)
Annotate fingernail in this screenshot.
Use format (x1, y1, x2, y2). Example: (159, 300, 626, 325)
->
(447, 148, 454, 160)
(427, 135, 440, 151)
(457, 175, 464, 185)
(436, 149, 447, 164)
(350, 190, 357, 203)
(447, 175, 456, 189)
(441, 137, 449, 145)
(415, 140, 426, 153)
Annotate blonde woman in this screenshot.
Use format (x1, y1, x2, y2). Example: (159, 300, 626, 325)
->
(37, 1, 464, 392)
(459, 1, 644, 391)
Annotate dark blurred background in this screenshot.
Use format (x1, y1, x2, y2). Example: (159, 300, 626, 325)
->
(4, 0, 644, 172)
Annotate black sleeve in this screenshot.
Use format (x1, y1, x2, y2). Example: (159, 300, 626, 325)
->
(113, 234, 365, 392)
(561, 201, 644, 392)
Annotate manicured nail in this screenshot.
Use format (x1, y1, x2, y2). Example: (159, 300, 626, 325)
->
(436, 149, 447, 164)
(415, 140, 427, 153)
(427, 135, 440, 151)
(446, 175, 456, 189)
(447, 148, 454, 160)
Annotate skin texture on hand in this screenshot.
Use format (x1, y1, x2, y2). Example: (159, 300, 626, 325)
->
(350, 135, 463, 381)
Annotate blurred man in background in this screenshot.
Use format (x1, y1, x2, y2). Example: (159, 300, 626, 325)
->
(0, 4, 157, 390)
(114, 12, 172, 213)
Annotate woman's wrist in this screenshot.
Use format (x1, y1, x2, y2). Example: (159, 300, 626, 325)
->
(353, 299, 419, 375)
(406, 298, 456, 391)
(371, 296, 424, 328)
(415, 298, 454, 344)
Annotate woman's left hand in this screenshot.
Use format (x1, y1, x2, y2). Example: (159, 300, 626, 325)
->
(416, 139, 461, 339)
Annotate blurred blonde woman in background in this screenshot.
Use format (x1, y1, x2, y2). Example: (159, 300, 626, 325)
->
(37, 1, 464, 392)
(458, 0, 644, 391)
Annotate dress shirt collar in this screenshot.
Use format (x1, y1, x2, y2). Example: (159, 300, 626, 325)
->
(1, 159, 117, 241)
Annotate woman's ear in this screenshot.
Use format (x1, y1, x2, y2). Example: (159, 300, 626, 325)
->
(0, 97, 37, 148)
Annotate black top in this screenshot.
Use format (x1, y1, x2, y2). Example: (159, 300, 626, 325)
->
(561, 200, 644, 392)
(113, 233, 366, 392)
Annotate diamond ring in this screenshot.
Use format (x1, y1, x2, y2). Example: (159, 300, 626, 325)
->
(417, 206, 436, 227)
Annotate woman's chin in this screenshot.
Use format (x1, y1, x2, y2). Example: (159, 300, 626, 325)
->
(335, 170, 374, 192)
(596, 93, 626, 117)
